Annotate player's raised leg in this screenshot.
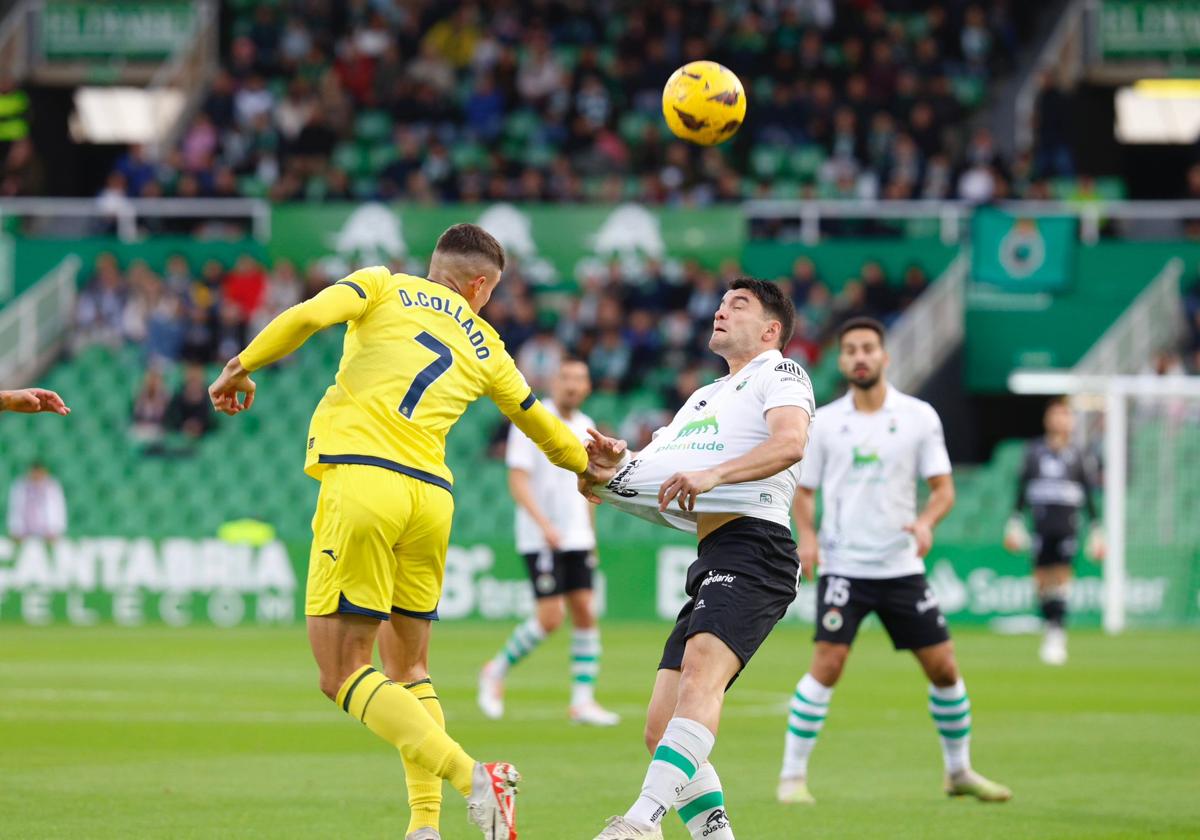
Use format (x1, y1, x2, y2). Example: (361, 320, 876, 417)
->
(778, 642, 846, 804)
(912, 641, 1011, 802)
(566, 585, 619, 726)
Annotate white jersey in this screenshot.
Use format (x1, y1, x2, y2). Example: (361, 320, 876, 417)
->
(598, 349, 816, 532)
(801, 386, 951, 579)
(506, 401, 597, 554)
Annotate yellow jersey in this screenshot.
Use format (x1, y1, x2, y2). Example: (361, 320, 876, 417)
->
(238, 266, 588, 491)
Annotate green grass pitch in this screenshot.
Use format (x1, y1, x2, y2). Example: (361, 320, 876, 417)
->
(2, 623, 1197, 839)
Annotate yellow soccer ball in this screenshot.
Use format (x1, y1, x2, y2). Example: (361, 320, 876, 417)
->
(661, 60, 747, 146)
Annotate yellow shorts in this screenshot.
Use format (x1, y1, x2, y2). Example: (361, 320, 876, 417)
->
(306, 463, 454, 620)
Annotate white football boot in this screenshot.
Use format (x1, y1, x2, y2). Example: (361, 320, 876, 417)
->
(592, 815, 663, 839)
(466, 761, 519, 840)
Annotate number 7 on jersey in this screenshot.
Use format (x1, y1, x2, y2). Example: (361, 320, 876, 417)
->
(399, 331, 453, 418)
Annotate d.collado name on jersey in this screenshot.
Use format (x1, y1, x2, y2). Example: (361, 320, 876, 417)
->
(397, 289, 490, 358)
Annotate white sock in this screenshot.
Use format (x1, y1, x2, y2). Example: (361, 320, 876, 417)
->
(625, 717, 715, 829)
(491, 616, 547, 677)
(781, 673, 833, 779)
(570, 627, 600, 706)
(929, 679, 972, 775)
(676, 762, 733, 839)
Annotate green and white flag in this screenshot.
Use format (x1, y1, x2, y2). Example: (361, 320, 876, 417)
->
(972, 208, 1077, 292)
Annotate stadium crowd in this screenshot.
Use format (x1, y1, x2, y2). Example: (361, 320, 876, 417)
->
(96, 0, 1065, 207)
(71, 243, 934, 446)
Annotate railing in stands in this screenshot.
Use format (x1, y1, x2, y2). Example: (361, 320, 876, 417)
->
(741, 199, 1200, 245)
(1074, 256, 1186, 376)
(0, 253, 80, 386)
(885, 252, 969, 394)
(0, 197, 271, 242)
(148, 0, 219, 159)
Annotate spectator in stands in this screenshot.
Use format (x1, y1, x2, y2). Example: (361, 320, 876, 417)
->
(516, 327, 565, 394)
(253, 259, 302, 334)
(131, 367, 170, 445)
(2, 137, 45, 196)
(6, 460, 67, 541)
(165, 363, 215, 440)
(801, 282, 833, 340)
(832, 279, 870, 326)
(181, 305, 215, 365)
(213, 301, 248, 363)
(589, 327, 632, 393)
(861, 261, 899, 322)
(898, 263, 931, 310)
(74, 254, 126, 351)
(222, 256, 268, 322)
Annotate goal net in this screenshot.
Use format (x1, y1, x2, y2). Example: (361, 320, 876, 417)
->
(1010, 373, 1200, 632)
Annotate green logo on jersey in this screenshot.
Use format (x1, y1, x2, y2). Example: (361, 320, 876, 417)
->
(852, 446, 881, 468)
(675, 415, 719, 439)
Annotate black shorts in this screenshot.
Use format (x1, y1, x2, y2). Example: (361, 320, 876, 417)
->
(522, 549, 595, 599)
(1031, 532, 1078, 568)
(659, 518, 799, 679)
(814, 573, 950, 651)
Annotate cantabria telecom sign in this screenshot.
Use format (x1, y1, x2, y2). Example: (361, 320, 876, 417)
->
(0, 538, 1189, 627)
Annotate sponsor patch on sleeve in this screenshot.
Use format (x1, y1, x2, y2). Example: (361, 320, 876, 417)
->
(774, 360, 808, 379)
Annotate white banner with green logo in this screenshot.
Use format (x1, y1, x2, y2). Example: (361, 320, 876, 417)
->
(270, 203, 743, 289)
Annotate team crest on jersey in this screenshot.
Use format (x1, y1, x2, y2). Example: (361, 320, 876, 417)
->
(822, 608, 844, 632)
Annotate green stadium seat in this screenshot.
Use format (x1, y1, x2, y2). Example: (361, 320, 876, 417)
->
(354, 110, 393, 144)
(750, 146, 786, 180)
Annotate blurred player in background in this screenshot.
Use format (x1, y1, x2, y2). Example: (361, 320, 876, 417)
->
(1004, 397, 1103, 666)
(0, 387, 69, 415)
(777, 317, 1011, 807)
(585, 279, 814, 840)
(478, 357, 620, 727)
(208, 223, 613, 840)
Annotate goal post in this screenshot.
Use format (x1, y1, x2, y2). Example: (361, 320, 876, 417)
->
(1009, 372, 1200, 633)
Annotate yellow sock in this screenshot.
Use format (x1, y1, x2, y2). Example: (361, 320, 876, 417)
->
(336, 666, 475, 797)
(404, 678, 445, 834)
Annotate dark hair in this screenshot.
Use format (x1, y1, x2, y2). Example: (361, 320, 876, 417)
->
(434, 223, 506, 271)
(1045, 395, 1070, 410)
(730, 277, 795, 349)
(837, 316, 887, 346)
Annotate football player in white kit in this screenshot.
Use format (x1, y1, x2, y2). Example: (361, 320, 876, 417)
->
(776, 317, 1011, 806)
(583, 279, 816, 840)
(477, 358, 620, 726)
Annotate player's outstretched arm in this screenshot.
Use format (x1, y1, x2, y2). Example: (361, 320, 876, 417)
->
(210, 282, 369, 416)
(659, 405, 810, 512)
(0, 388, 69, 415)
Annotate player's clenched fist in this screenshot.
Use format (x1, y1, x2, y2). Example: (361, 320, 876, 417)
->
(208, 357, 257, 416)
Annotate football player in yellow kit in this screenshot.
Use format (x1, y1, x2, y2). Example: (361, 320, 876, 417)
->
(209, 224, 616, 840)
